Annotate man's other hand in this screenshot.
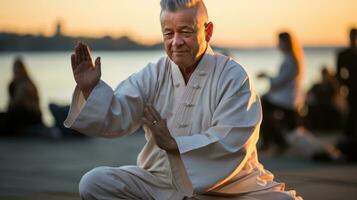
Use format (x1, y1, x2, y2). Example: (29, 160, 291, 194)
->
(142, 105, 179, 153)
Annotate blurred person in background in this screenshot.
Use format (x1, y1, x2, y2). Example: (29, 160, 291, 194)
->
(0, 57, 83, 139)
(0, 57, 44, 136)
(336, 28, 357, 161)
(257, 32, 304, 154)
(304, 66, 346, 130)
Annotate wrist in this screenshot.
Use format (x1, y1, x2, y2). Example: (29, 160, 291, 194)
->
(167, 138, 179, 153)
(81, 86, 94, 99)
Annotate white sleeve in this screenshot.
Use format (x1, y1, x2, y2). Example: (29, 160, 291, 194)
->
(169, 65, 262, 194)
(64, 62, 160, 138)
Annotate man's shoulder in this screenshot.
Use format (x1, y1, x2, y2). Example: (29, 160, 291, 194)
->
(213, 53, 257, 99)
(139, 56, 170, 75)
(146, 56, 169, 69)
(126, 56, 170, 84)
(214, 53, 249, 82)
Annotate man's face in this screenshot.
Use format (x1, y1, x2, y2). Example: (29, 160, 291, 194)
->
(160, 8, 209, 69)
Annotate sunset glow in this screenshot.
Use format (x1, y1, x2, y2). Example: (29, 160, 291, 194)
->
(0, 0, 356, 47)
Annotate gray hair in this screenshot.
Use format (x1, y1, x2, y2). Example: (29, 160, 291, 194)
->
(160, 0, 207, 13)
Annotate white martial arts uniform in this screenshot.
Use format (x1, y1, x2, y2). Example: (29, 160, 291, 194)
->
(65, 47, 302, 200)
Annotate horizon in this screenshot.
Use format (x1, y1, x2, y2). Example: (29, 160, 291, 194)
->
(0, 0, 356, 47)
(0, 30, 347, 49)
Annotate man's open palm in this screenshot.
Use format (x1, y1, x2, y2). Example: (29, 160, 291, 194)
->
(71, 42, 101, 99)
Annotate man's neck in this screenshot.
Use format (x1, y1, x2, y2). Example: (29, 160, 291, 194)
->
(179, 53, 205, 84)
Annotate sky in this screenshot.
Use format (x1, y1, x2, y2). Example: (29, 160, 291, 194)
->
(0, 0, 356, 47)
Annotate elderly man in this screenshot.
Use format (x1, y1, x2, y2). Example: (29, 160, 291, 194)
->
(65, 0, 301, 199)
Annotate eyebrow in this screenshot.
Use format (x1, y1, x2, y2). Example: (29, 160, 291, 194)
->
(163, 25, 196, 31)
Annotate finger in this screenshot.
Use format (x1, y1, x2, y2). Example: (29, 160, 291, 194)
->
(71, 54, 76, 71)
(141, 117, 160, 135)
(95, 57, 101, 72)
(75, 43, 81, 66)
(141, 117, 150, 126)
(77, 42, 83, 62)
(142, 118, 161, 147)
(80, 43, 86, 62)
(146, 106, 167, 130)
(147, 105, 162, 122)
(143, 106, 155, 123)
(142, 117, 155, 128)
(83, 44, 92, 62)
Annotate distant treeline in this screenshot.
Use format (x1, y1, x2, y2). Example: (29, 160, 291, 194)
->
(0, 32, 341, 52)
(0, 32, 164, 51)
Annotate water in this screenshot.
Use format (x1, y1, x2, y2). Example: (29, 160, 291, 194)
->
(0, 48, 337, 125)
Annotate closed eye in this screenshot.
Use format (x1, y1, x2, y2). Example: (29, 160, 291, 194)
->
(181, 31, 194, 37)
(163, 31, 174, 38)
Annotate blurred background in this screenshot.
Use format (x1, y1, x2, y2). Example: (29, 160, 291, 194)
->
(0, 0, 356, 199)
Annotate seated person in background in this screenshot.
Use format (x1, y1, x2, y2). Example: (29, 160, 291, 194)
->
(257, 40, 343, 161)
(257, 32, 304, 153)
(304, 66, 346, 130)
(0, 57, 44, 136)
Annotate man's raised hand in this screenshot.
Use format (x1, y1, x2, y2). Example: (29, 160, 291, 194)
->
(71, 42, 101, 99)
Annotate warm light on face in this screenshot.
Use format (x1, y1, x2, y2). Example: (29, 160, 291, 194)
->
(160, 7, 208, 69)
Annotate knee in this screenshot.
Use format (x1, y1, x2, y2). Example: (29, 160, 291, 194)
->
(79, 166, 111, 198)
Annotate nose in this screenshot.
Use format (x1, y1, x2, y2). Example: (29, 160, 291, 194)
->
(172, 33, 184, 47)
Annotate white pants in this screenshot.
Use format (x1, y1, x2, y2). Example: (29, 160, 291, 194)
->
(79, 166, 302, 200)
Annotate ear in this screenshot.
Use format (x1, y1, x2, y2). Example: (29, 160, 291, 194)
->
(205, 22, 214, 42)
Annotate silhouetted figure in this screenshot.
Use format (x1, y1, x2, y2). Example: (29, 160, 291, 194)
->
(336, 28, 357, 161)
(0, 57, 44, 136)
(257, 32, 304, 153)
(305, 67, 346, 130)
